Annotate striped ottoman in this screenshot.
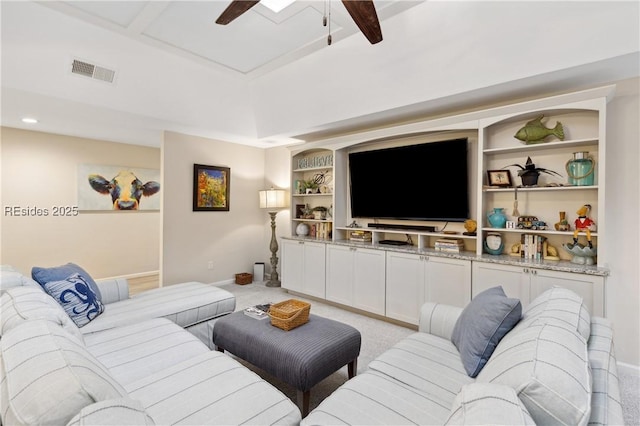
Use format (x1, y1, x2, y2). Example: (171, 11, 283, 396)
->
(213, 311, 361, 416)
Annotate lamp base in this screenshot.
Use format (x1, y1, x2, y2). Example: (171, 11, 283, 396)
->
(266, 279, 281, 288)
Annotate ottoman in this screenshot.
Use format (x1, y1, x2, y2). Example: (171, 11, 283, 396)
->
(213, 311, 361, 416)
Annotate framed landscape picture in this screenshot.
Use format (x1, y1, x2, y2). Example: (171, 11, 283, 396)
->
(193, 164, 230, 211)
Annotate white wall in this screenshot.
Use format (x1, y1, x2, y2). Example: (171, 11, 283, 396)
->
(251, 1, 640, 139)
(0, 127, 160, 278)
(161, 131, 267, 286)
(603, 78, 640, 367)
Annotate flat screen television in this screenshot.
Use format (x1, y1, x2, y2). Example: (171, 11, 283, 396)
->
(348, 138, 469, 222)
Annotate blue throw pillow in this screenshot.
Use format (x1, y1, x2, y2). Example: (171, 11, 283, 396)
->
(451, 286, 521, 378)
(32, 263, 104, 327)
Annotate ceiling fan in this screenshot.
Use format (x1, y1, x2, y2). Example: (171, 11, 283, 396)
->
(215, 0, 383, 44)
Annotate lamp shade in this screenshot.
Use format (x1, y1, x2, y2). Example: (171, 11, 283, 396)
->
(259, 188, 287, 210)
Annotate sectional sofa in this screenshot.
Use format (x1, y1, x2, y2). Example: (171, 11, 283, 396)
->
(302, 286, 624, 426)
(0, 265, 301, 425)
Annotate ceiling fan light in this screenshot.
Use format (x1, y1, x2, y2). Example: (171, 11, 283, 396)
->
(261, 0, 296, 13)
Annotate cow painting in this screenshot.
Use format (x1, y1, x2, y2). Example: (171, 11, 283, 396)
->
(88, 170, 160, 210)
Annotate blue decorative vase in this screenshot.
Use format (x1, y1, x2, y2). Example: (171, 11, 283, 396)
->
(487, 208, 507, 228)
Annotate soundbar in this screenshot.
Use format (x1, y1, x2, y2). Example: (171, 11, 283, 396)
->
(379, 240, 411, 246)
(368, 223, 437, 232)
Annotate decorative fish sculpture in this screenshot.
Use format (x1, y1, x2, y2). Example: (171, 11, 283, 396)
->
(514, 115, 564, 143)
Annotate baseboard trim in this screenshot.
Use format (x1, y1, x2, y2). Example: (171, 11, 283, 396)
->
(99, 270, 159, 281)
(618, 362, 640, 377)
(210, 278, 235, 287)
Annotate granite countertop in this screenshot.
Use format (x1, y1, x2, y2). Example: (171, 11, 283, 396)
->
(283, 236, 609, 276)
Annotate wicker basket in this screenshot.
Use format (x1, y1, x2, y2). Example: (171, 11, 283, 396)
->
(268, 299, 310, 331)
(235, 273, 253, 285)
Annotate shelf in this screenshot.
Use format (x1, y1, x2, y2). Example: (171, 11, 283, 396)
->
(292, 193, 333, 197)
(293, 167, 332, 173)
(336, 226, 477, 240)
(481, 227, 598, 237)
(483, 138, 598, 155)
(294, 219, 334, 223)
(483, 185, 598, 193)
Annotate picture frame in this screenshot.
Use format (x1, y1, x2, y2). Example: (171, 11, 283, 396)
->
(295, 204, 306, 219)
(487, 169, 513, 187)
(193, 164, 230, 211)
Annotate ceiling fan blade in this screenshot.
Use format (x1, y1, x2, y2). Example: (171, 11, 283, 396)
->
(215, 0, 260, 25)
(341, 0, 383, 44)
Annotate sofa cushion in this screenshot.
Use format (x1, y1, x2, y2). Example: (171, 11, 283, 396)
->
(301, 369, 454, 425)
(66, 398, 155, 425)
(519, 286, 591, 339)
(79, 281, 236, 335)
(588, 317, 625, 426)
(476, 323, 591, 426)
(445, 382, 535, 425)
(368, 332, 473, 406)
(451, 286, 521, 377)
(126, 351, 301, 425)
(84, 318, 209, 386)
(41, 272, 105, 327)
(0, 267, 39, 295)
(0, 320, 127, 426)
(0, 286, 84, 342)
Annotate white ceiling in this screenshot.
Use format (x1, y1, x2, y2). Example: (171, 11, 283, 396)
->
(38, 1, 420, 77)
(1, 1, 639, 148)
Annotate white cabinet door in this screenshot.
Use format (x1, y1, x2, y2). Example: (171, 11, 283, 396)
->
(326, 245, 386, 314)
(281, 240, 326, 298)
(471, 262, 530, 305)
(352, 248, 386, 315)
(425, 256, 471, 308)
(326, 245, 354, 306)
(385, 251, 425, 324)
(530, 268, 605, 316)
(386, 252, 472, 324)
(282, 239, 305, 293)
(302, 241, 327, 299)
(472, 261, 605, 315)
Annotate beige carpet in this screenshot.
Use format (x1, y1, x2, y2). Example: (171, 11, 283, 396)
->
(219, 281, 640, 424)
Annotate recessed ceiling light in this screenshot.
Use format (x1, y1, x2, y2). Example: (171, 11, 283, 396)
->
(261, 0, 296, 13)
(21, 117, 38, 124)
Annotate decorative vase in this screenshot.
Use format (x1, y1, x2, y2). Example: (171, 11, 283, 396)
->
(566, 151, 595, 186)
(484, 232, 504, 255)
(554, 211, 570, 231)
(487, 208, 507, 228)
(296, 223, 310, 236)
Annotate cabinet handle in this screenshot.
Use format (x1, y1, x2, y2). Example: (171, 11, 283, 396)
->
(532, 269, 537, 275)
(298, 241, 304, 245)
(523, 268, 529, 273)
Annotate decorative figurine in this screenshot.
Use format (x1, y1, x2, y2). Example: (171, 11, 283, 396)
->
(562, 204, 597, 265)
(554, 211, 570, 231)
(514, 115, 565, 144)
(463, 219, 477, 236)
(572, 204, 596, 248)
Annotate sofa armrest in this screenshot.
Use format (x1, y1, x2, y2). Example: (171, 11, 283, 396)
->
(418, 302, 463, 340)
(587, 316, 624, 426)
(95, 278, 130, 304)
